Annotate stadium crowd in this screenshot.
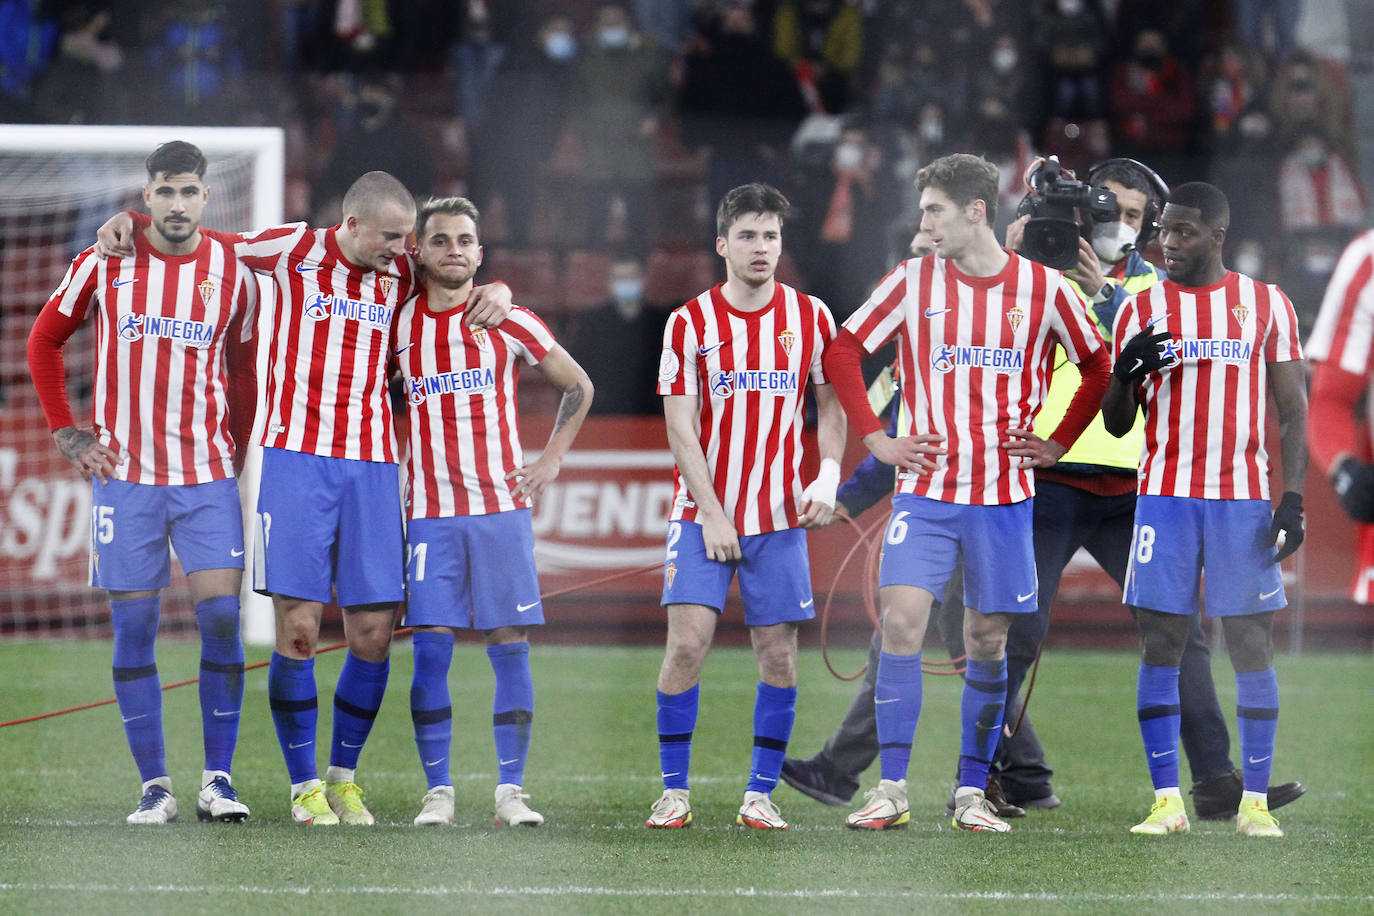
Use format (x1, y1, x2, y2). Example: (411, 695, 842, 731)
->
(3, 0, 1367, 365)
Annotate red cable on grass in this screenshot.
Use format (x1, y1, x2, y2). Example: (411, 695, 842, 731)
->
(0, 562, 662, 728)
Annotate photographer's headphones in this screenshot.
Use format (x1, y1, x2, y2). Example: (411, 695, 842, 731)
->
(1086, 158, 1170, 248)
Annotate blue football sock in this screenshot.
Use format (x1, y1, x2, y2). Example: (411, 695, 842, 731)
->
(111, 595, 165, 783)
(875, 651, 923, 783)
(746, 682, 797, 793)
(1137, 663, 1182, 789)
(410, 631, 454, 789)
(330, 652, 389, 770)
(195, 595, 244, 775)
(958, 657, 1007, 790)
(656, 684, 698, 791)
(268, 653, 318, 784)
(1236, 668, 1279, 795)
(488, 642, 534, 786)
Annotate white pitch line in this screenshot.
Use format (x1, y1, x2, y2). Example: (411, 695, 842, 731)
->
(0, 883, 1369, 903)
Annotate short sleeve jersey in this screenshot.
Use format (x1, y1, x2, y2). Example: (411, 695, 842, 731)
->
(393, 295, 555, 519)
(656, 282, 836, 535)
(1308, 229, 1374, 450)
(1112, 271, 1304, 500)
(217, 223, 415, 463)
(42, 231, 257, 485)
(842, 252, 1105, 505)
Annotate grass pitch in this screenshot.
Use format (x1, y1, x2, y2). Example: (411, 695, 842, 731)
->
(0, 639, 1370, 914)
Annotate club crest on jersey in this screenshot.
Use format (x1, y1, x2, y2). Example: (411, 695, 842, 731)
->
(664, 561, 677, 590)
(1231, 303, 1249, 325)
(778, 328, 796, 355)
(303, 292, 393, 330)
(378, 275, 394, 297)
(1005, 303, 1025, 332)
(117, 312, 213, 346)
(471, 328, 489, 349)
(930, 344, 1024, 374)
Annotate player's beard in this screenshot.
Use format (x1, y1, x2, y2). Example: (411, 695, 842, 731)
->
(155, 216, 196, 245)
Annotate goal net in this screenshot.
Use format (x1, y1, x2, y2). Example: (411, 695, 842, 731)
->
(0, 124, 283, 643)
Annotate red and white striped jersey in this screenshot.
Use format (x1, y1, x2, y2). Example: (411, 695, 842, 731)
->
(41, 231, 256, 485)
(215, 223, 414, 463)
(393, 295, 554, 519)
(657, 282, 836, 534)
(1112, 271, 1304, 500)
(1309, 229, 1374, 389)
(843, 253, 1105, 505)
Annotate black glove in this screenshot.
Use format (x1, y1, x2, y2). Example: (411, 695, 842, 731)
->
(1267, 491, 1305, 562)
(1113, 326, 1175, 384)
(1332, 456, 1374, 522)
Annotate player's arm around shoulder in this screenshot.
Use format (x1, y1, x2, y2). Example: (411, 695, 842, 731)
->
(506, 343, 594, 503)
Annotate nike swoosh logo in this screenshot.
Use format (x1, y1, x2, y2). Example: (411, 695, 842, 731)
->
(874, 697, 900, 704)
(288, 741, 313, 749)
(112, 277, 139, 288)
(230, 548, 245, 557)
(1259, 587, 1281, 600)
(1150, 749, 1175, 758)
(341, 740, 364, 749)
(424, 758, 445, 767)
(799, 598, 814, 608)
(499, 758, 519, 766)
(923, 307, 950, 318)
(1248, 755, 1271, 765)
(212, 708, 239, 718)
(1017, 591, 1035, 602)
(295, 262, 317, 272)
(1130, 358, 1144, 374)
(516, 601, 538, 613)
(394, 344, 412, 356)
(698, 342, 723, 356)
(660, 772, 680, 779)
(122, 714, 147, 723)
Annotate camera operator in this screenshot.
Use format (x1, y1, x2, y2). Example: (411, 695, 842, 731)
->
(999, 156, 1305, 820)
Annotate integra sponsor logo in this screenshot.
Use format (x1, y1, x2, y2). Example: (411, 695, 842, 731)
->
(1173, 338, 1251, 364)
(407, 368, 496, 404)
(117, 313, 214, 346)
(303, 292, 393, 330)
(930, 344, 1024, 374)
(709, 370, 798, 399)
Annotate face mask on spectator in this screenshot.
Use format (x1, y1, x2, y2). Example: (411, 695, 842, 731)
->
(834, 142, 864, 170)
(545, 32, 576, 60)
(599, 26, 630, 49)
(611, 278, 643, 303)
(1091, 221, 1138, 263)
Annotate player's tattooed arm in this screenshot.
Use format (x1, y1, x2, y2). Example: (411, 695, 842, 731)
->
(508, 345, 594, 502)
(53, 426, 120, 483)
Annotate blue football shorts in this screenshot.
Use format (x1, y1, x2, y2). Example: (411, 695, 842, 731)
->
(403, 510, 544, 630)
(660, 520, 815, 626)
(877, 493, 1038, 614)
(1124, 495, 1286, 616)
(90, 476, 244, 591)
(253, 446, 404, 607)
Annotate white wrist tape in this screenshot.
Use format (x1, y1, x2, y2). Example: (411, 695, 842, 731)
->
(801, 458, 841, 509)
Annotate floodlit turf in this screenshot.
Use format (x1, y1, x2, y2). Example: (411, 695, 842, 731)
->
(0, 639, 1371, 914)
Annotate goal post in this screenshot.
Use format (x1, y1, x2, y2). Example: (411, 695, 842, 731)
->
(0, 124, 283, 644)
